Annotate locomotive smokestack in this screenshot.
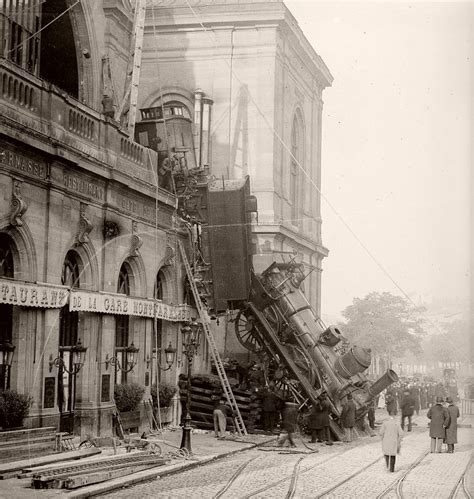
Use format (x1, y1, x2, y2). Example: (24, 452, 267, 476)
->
(366, 369, 399, 400)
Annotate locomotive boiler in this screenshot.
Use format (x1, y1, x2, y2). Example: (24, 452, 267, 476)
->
(234, 260, 398, 438)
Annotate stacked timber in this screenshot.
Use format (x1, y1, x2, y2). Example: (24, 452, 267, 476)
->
(178, 374, 261, 433)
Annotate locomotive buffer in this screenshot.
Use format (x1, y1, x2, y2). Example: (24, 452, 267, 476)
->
(178, 241, 247, 436)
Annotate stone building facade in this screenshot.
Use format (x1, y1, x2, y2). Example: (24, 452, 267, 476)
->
(0, 0, 192, 438)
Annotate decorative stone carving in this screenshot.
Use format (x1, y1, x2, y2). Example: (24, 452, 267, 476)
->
(103, 220, 120, 239)
(76, 203, 93, 245)
(10, 180, 28, 227)
(162, 233, 176, 267)
(130, 220, 143, 257)
(162, 245, 175, 267)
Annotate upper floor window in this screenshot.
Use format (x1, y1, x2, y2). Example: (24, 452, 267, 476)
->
(1, 1, 41, 74)
(0, 0, 79, 97)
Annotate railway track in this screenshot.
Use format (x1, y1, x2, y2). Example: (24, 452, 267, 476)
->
(375, 450, 430, 499)
(449, 457, 473, 499)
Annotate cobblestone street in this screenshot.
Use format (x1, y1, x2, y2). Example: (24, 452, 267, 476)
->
(103, 413, 473, 498)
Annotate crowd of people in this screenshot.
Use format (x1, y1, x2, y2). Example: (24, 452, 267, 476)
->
(211, 375, 461, 472)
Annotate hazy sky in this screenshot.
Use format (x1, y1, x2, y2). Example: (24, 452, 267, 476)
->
(285, 0, 471, 318)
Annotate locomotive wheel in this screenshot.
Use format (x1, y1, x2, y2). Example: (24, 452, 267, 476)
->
(235, 311, 265, 353)
(292, 345, 318, 387)
(262, 304, 282, 334)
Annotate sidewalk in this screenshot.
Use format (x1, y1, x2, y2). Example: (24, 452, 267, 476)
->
(0, 430, 276, 499)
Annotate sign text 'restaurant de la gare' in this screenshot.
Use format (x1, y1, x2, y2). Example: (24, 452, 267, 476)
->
(69, 290, 191, 321)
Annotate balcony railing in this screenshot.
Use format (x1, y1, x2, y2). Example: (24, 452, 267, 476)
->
(0, 58, 158, 185)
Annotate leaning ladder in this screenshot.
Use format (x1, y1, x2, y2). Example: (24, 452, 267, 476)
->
(178, 240, 247, 436)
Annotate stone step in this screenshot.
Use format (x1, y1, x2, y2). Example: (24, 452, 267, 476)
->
(0, 434, 56, 450)
(0, 427, 57, 442)
(0, 441, 58, 463)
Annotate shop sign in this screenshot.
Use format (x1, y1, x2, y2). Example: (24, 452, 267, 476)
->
(69, 290, 191, 321)
(0, 278, 68, 308)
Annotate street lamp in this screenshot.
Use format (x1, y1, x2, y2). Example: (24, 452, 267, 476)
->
(105, 342, 139, 373)
(49, 339, 87, 375)
(0, 341, 15, 390)
(152, 342, 177, 371)
(180, 321, 202, 454)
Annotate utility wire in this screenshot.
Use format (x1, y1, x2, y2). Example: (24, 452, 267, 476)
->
(6, 0, 81, 56)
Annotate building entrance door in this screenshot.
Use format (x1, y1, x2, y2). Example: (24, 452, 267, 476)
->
(58, 350, 76, 433)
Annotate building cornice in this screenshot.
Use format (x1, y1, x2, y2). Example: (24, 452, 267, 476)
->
(145, 1, 332, 87)
(252, 222, 329, 258)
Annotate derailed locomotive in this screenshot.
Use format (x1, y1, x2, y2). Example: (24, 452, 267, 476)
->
(235, 260, 398, 438)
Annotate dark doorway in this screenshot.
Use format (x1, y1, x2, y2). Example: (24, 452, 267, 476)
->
(58, 251, 80, 433)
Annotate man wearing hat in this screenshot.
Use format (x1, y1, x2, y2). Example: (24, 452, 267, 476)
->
(340, 393, 356, 443)
(427, 396, 450, 452)
(445, 397, 460, 453)
(400, 389, 415, 432)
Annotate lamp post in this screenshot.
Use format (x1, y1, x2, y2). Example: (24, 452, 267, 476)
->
(0, 341, 15, 390)
(180, 321, 201, 454)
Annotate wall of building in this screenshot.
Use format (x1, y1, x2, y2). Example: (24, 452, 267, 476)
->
(0, 1, 190, 438)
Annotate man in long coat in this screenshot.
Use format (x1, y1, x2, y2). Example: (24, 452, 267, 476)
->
(308, 393, 333, 445)
(340, 393, 356, 442)
(380, 410, 404, 472)
(445, 397, 460, 453)
(427, 396, 450, 452)
(261, 384, 280, 433)
(400, 389, 415, 432)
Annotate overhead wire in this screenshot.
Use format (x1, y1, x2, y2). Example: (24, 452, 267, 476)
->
(6, 0, 81, 56)
(181, 0, 470, 363)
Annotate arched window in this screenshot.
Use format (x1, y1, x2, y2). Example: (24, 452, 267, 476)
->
(58, 251, 80, 427)
(0, 234, 14, 391)
(39, 0, 79, 97)
(290, 112, 306, 225)
(115, 263, 131, 384)
(290, 116, 300, 222)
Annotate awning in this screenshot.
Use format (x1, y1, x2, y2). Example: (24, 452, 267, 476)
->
(0, 277, 192, 321)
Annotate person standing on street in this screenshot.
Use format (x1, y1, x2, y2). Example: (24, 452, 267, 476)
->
(400, 389, 415, 432)
(308, 393, 333, 445)
(261, 384, 280, 434)
(340, 393, 356, 443)
(213, 397, 232, 438)
(278, 401, 298, 448)
(367, 398, 376, 431)
(386, 389, 397, 415)
(380, 410, 404, 472)
(427, 396, 450, 452)
(445, 397, 460, 453)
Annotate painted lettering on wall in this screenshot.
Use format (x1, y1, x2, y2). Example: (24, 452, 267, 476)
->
(63, 174, 104, 201)
(0, 148, 47, 179)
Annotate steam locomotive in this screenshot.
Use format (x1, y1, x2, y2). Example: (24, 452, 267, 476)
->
(234, 260, 398, 437)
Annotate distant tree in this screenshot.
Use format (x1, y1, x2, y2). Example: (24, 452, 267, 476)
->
(340, 292, 426, 358)
(422, 319, 471, 365)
